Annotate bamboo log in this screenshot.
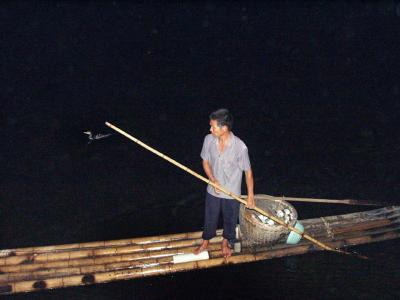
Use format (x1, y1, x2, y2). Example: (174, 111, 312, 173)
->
(246, 222, 400, 254)
(333, 219, 392, 234)
(0, 206, 398, 293)
(3, 205, 394, 262)
(2, 222, 399, 285)
(2, 206, 398, 275)
(301, 217, 399, 240)
(2, 206, 397, 261)
(0, 236, 223, 267)
(0, 229, 224, 257)
(303, 210, 397, 235)
(10, 216, 399, 276)
(1, 228, 398, 295)
(0, 251, 200, 283)
(0, 205, 397, 287)
(0, 221, 374, 276)
(0, 240, 223, 274)
(1, 209, 400, 278)
(0, 246, 233, 284)
(104, 122, 353, 256)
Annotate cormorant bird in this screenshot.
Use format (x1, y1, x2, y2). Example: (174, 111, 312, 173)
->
(83, 131, 112, 144)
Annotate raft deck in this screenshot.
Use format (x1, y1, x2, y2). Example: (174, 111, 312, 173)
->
(0, 205, 398, 295)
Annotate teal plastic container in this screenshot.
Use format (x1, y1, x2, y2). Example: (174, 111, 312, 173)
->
(286, 221, 304, 245)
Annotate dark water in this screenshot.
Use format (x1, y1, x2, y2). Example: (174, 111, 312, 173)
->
(2, 2, 400, 299)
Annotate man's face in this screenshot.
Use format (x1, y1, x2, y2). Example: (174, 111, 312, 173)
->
(209, 119, 225, 137)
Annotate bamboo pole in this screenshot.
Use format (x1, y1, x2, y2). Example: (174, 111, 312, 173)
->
(104, 122, 359, 257)
(242, 194, 380, 206)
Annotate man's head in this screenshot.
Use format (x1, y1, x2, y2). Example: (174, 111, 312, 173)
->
(209, 108, 233, 137)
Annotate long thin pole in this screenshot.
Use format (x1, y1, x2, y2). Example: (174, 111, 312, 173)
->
(105, 122, 364, 258)
(242, 194, 380, 206)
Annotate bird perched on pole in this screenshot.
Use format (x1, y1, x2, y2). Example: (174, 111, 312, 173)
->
(83, 131, 112, 144)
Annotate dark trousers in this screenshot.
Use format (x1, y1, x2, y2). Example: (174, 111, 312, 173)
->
(202, 192, 240, 243)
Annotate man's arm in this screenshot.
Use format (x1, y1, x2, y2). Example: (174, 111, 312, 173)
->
(202, 160, 220, 193)
(245, 168, 255, 208)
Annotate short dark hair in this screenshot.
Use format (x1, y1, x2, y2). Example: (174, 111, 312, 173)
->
(209, 108, 233, 130)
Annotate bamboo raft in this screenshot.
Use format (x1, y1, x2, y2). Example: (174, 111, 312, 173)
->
(0, 205, 399, 295)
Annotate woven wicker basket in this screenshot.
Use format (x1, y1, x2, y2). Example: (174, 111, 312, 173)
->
(239, 196, 297, 246)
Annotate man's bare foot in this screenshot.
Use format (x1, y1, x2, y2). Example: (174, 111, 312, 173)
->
(222, 239, 232, 258)
(194, 240, 209, 255)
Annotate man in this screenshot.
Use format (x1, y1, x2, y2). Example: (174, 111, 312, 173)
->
(195, 108, 255, 258)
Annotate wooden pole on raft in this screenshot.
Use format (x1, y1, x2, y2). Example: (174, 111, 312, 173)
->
(242, 194, 380, 206)
(105, 122, 364, 258)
